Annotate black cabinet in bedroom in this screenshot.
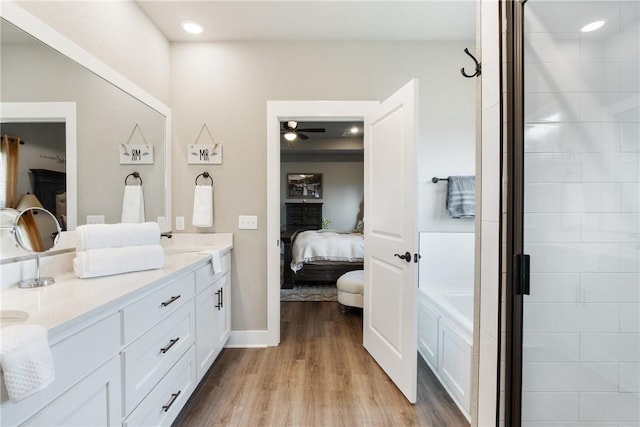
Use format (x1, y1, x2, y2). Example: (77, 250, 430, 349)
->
(285, 202, 322, 229)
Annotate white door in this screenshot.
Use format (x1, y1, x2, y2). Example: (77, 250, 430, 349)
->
(363, 79, 419, 403)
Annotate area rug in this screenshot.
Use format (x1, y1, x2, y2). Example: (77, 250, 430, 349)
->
(280, 285, 338, 302)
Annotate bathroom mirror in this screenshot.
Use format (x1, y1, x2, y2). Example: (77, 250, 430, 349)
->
(13, 207, 61, 287)
(0, 8, 171, 250)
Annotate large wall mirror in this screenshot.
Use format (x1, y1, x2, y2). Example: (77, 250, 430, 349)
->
(0, 5, 171, 258)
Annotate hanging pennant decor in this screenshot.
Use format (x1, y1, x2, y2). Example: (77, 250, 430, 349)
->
(119, 123, 154, 164)
(188, 123, 222, 164)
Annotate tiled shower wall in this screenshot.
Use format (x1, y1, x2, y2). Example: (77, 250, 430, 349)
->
(522, 1, 639, 425)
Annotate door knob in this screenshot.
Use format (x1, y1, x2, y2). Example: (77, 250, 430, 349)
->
(394, 251, 412, 262)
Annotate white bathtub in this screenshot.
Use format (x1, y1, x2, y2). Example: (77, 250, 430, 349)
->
(419, 287, 473, 421)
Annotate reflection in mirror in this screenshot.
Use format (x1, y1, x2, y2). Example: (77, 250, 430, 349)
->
(14, 207, 61, 288)
(0, 16, 169, 240)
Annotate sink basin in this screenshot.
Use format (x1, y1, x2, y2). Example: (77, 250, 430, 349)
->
(0, 310, 29, 328)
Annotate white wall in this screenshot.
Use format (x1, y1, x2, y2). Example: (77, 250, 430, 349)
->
(171, 41, 475, 331)
(280, 161, 364, 232)
(13, 0, 171, 104)
(521, 2, 639, 424)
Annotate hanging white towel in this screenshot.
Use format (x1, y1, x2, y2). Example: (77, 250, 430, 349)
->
(0, 325, 55, 402)
(198, 249, 223, 274)
(121, 184, 145, 223)
(76, 222, 160, 251)
(192, 184, 213, 228)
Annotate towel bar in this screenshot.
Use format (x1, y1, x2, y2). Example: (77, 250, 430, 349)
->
(195, 171, 213, 186)
(431, 177, 449, 183)
(125, 171, 143, 185)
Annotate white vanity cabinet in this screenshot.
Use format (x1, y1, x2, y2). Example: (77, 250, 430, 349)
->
(194, 253, 231, 382)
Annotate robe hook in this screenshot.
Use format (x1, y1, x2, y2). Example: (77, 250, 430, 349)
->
(460, 48, 481, 78)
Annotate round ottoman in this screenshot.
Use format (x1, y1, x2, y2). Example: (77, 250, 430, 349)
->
(336, 270, 364, 310)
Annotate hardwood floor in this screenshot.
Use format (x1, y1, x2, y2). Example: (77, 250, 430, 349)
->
(175, 302, 469, 427)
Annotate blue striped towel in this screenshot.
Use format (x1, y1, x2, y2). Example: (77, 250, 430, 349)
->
(446, 176, 475, 219)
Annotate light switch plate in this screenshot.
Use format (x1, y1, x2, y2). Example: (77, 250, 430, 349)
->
(175, 216, 185, 231)
(86, 215, 105, 224)
(238, 215, 258, 230)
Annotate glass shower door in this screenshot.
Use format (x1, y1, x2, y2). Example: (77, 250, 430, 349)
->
(520, 1, 639, 425)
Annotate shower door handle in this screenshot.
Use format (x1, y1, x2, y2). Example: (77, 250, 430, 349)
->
(514, 254, 530, 295)
(394, 252, 412, 262)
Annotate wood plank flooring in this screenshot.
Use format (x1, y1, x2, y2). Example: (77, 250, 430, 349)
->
(175, 302, 470, 427)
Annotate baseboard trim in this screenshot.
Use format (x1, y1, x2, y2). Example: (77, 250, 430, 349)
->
(226, 330, 270, 348)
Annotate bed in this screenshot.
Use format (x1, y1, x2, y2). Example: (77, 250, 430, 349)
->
(282, 229, 364, 288)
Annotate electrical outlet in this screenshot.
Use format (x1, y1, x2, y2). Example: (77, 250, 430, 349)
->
(175, 216, 185, 231)
(86, 215, 105, 224)
(238, 215, 258, 230)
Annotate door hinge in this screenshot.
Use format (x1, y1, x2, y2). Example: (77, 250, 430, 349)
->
(513, 254, 531, 295)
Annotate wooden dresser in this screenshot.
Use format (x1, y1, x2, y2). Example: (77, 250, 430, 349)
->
(284, 202, 323, 229)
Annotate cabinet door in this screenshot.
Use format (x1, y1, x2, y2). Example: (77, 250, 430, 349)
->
(20, 357, 121, 427)
(195, 284, 217, 382)
(213, 275, 231, 354)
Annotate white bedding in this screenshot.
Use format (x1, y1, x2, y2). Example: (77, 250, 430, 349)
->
(290, 230, 364, 273)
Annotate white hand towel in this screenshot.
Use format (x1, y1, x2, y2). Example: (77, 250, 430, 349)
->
(73, 244, 165, 278)
(76, 222, 160, 251)
(192, 185, 213, 228)
(121, 185, 145, 223)
(198, 249, 223, 274)
(0, 325, 55, 402)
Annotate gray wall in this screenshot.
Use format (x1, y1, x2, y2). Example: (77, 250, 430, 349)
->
(171, 41, 475, 331)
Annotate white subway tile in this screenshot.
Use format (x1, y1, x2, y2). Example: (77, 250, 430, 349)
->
(580, 333, 640, 362)
(621, 123, 640, 152)
(621, 1, 640, 32)
(525, 212, 582, 243)
(581, 213, 640, 243)
(621, 184, 640, 213)
(523, 333, 580, 362)
(581, 273, 640, 302)
(526, 92, 581, 123)
(620, 363, 640, 393)
(622, 62, 640, 92)
(482, 104, 501, 222)
(526, 243, 620, 273)
(528, 273, 580, 302)
(619, 243, 640, 273)
(582, 31, 640, 63)
(580, 392, 640, 422)
(525, 123, 620, 153)
(526, 2, 620, 34)
(581, 92, 640, 123)
(523, 362, 618, 392)
(481, 0, 500, 109)
(525, 33, 581, 63)
(526, 62, 620, 93)
(478, 330, 498, 427)
(525, 183, 622, 213)
(523, 302, 620, 332)
(521, 392, 579, 422)
(525, 154, 582, 183)
(582, 153, 640, 183)
(620, 303, 640, 332)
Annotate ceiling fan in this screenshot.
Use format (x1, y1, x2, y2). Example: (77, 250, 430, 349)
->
(281, 121, 325, 141)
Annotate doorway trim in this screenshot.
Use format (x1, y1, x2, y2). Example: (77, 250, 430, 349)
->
(266, 100, 379, 346)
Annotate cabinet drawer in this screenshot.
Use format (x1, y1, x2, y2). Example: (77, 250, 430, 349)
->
(122, 272, 195, 343)
(123, 346, 196, 427)
(122, 301, 195, 415)
(0, 313, 121, 426)
(195, 253, 230, 294)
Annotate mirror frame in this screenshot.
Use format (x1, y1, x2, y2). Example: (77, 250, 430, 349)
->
(0, 2, 172, 233)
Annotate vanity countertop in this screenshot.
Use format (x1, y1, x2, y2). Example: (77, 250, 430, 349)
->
(0, 233, 233, 342)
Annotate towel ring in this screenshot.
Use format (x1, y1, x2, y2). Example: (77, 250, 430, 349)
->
(195, 171, 213, 186)
(125, 171, 143, 185)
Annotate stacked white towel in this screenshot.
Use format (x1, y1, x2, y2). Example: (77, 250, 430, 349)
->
(121, 184, 145, 223)
(192, 184, 213, 228)
(0, 325, 55, 402)
(73, 222, 164, 279)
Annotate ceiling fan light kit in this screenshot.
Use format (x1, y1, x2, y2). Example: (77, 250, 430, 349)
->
(280, 121, 326, 141)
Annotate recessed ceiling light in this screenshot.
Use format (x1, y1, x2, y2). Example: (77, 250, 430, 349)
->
(581, 20, 605, 32)
(182, 21, 203, 35)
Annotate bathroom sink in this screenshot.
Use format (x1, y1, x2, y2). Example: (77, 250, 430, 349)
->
(0, 310, 29, 328)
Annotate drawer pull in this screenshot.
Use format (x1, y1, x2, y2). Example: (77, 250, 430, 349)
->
(161, 295, 181, 307)
(160, 337, 180, 354)
(162, 390, 181, 412)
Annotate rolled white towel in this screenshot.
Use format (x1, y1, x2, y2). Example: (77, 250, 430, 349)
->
(0, 325, 55, 402)
(73, 245, 165, 279)
(76, 222, 160, 251)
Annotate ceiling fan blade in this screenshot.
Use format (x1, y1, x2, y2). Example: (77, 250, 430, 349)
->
(296, 128, 325, 133)
(298, 132, 309, 140)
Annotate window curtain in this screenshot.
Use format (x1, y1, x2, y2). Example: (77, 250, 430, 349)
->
(0, 134, 20, 208)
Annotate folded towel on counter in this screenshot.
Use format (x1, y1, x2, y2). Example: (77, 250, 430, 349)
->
(73, 244, 165, 279)
(121, 184, 145, 223)
(0, 325, 55, 402)
(192, 184, 213, 228)
(76, 222, 160, 251)
(446, 176, 476, 219)
(198, 249, 223, 274)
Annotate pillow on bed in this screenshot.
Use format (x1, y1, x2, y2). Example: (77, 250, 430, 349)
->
(354, 219, 364, 234)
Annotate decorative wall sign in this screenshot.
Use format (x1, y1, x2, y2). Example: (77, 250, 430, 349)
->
(188, 123, 222, 164)
(119, 143, 154, 164)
